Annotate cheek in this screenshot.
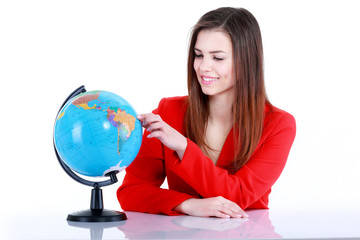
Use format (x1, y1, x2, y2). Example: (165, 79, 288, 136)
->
(223, 62, 235, 82)
(229, 66, 236, 83)
(193, 59, 200, 73)
(218, 64, 233, 78)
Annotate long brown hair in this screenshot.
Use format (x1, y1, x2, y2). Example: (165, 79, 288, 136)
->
(185, 7, 270, 169)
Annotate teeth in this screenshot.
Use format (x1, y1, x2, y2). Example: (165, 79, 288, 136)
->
(203, 77, 217, 82)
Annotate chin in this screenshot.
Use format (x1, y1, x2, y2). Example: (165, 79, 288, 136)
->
(200, 89, 215, 96)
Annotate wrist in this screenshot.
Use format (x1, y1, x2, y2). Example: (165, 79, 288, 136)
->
(175, 137, 188, 160)
(174, 198, 193, 214)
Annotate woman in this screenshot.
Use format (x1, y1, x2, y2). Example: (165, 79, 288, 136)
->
(117, 7, 296, 218)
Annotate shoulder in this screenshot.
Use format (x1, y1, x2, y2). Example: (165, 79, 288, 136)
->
(153, 96, 188, 130)
(157, 96, 188, 111)
(264, 104, 296, 137)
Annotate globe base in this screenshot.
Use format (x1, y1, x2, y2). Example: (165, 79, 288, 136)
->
(67, 209, 127, 222)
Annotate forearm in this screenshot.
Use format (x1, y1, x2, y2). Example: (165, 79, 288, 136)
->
(118, 182, 193, 215)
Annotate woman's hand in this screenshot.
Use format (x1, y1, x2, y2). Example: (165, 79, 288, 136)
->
(174, 196, 249, 219)
(137, 113, 188, 159)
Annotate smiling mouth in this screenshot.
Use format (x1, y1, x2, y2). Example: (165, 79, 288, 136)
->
(201, 76, 218, 85)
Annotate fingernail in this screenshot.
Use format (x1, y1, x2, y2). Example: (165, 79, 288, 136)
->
(236, 213, 249, 218)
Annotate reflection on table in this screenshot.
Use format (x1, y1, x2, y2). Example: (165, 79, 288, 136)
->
(67, 209, 280, 239)
(7, 208, 360, 239)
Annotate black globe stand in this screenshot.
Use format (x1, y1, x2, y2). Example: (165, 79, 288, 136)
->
(66, 180, 127, 222)
(53, 85, 127, 223)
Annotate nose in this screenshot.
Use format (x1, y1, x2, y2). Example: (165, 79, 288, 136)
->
(199, 57, 212, 72)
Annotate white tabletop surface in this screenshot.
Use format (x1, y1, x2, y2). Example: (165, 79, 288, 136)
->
(3, 208, 360, 239)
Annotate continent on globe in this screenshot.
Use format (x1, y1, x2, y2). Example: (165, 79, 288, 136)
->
(57, 111, 65, 120)
(73, 92, 101, 110)
(106, 107, 136, 154)
(106, 108, 135, 136)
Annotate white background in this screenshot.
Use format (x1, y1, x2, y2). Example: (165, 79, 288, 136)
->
(1, 0, 359, 234)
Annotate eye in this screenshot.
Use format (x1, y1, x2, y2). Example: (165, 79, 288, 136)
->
(214, 56, 224, 61)
(194, 53, 203, 58)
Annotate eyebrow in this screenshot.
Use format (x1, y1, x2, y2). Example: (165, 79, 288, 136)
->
(194, 47, 227, 54)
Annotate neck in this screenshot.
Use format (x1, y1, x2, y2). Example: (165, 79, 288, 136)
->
(208, 94, 233, 124)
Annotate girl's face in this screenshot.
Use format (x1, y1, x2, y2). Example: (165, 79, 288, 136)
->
(193, 29, 235, 100)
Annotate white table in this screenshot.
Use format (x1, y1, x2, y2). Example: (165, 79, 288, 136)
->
(3, 209, 360, 239)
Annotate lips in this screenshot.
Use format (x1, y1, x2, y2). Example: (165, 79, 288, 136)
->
(201, 75, 218, 85)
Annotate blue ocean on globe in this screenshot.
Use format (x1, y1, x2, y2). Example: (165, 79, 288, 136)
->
(54, 90, 143, 177)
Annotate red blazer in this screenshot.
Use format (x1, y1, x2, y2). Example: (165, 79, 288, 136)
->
(117, 96, 296, 215)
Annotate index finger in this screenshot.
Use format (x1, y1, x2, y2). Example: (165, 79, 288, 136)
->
(137, 113, 162, 127)
(138, 113, 161, 121)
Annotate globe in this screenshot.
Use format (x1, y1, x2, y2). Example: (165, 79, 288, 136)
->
(54, 89, 143, 177)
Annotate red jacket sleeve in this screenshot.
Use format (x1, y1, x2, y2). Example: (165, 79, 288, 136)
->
(168, 112, 296, 210)
(117, 100, 193, 216)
